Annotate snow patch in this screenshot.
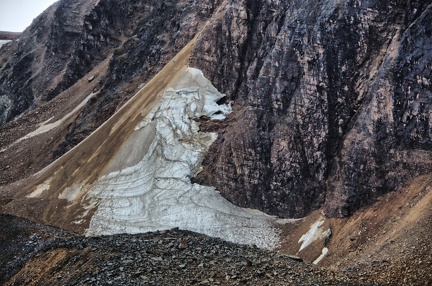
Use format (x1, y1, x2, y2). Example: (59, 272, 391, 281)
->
(85, 68, 281, 249)
(18, 92, 96, 143)
(0, 40, 11, 48)
(27, 178, 52, 198)
(1, 92, 97, 154)
(313, 247, 329, 265)
(298, 218, 331, 252)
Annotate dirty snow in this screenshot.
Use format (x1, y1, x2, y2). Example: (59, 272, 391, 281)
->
(19, 92, 96, 142)
(0, 40, 10, 47)
(26, 178, 52, 198)
(1, 92, 96, 153)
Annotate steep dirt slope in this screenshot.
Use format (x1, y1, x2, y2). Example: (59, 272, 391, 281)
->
(0, 33, 286, 250)
(277, 175, 432, 285)
(0, 57, 110, 186)
(327, 175, 432, 285)
(1, 36, 198, 232)
(0, 0, 222, 185)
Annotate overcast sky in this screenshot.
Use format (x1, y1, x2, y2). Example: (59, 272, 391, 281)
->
(0, 0, 58, 32)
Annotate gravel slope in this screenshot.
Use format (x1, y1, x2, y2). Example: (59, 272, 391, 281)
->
(1, 215, 367, 286)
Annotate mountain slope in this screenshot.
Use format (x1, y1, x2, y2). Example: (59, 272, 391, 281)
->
(0, 0, 431, 284)
(0, 0, 222, 185)
(1, 0, 431, 219)
(1, 32, 286, 249)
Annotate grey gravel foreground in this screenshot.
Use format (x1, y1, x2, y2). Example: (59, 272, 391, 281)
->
(1, 215, 369, 286)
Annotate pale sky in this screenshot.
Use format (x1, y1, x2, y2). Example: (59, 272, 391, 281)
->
(0, 0, 58, 32)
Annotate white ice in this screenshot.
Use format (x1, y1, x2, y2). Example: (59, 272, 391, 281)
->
(85, 68, 281, 249)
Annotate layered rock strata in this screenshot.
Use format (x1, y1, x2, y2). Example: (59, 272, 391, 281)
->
(191, 0, 432, 217)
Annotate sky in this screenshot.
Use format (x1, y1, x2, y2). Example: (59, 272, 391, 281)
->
(0, 0, 58, 32)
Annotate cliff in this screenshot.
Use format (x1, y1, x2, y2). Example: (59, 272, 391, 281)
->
(191, 0, 432, 218)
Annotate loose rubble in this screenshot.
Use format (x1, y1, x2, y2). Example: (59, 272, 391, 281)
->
(1, 215, 365, 286)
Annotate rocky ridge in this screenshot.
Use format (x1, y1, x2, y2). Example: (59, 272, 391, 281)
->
(0, 32, 21, 41)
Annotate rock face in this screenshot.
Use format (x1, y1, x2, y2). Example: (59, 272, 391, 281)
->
(49, 0, 221, 158)
(0, 0, 97, 124)
(1, 0, 432, 221)
(191, 0, 432, 217)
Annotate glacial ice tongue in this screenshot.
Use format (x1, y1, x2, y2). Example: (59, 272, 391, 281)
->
(85, 67, 280, 249)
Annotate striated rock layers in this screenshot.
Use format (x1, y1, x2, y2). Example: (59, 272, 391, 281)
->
(191, 0, 432, 217)
(1, 0, 432, 221)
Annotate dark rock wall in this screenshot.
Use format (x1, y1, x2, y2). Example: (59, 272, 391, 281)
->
(0, 0, 100, 124)
(191, 0, 432, 217)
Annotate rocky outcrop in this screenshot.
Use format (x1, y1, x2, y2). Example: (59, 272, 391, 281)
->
(1, 1, 432, 284)
(0, 0, 218, 126)
(0, 0, 98, 124)
(0, 32, 21, 40)
(191, 0, 432, 218)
